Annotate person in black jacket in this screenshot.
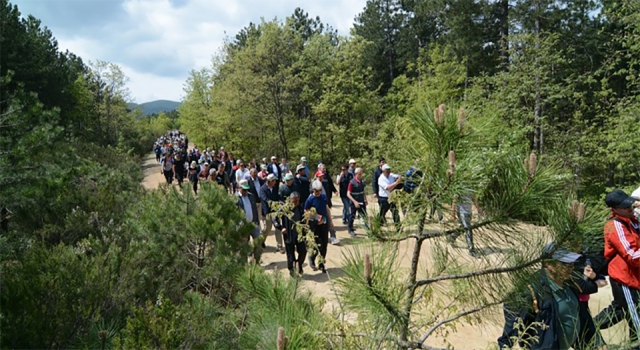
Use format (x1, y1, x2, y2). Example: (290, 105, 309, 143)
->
(315, 167, 339, 245)
(259, 174, 284, 252)
(267, 156, 283, 192)
(338, 163, 354, 224)
(273, 191, 307, 276)
(237, 179, 261, 261)
(293, 165, 311, 202)
(498, 242, 601, 350)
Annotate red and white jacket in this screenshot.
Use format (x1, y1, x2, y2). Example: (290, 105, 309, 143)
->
(604, 213, 640, 290)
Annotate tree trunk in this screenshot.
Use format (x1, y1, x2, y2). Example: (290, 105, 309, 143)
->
(399, 237, 424, 343)
(533, 4, 542, 153)
(499, 0, 509, 70)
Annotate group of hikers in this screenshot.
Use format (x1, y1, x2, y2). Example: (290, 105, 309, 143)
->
(153, 131, 640, 349)
(152, 131, 478, 275)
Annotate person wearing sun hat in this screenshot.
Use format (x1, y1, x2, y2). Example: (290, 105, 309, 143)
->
(498, 242, 590, 350)
(592, 189, 640, 343)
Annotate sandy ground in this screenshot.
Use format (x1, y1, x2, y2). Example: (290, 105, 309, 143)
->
(141, 152, 628, 349)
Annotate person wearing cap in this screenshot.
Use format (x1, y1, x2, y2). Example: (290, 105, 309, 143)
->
(372, 157, 386, 200)
(338, 163, 355, 225)
(305, 180, 334, 273)
(377, 163, 402, 229)
(498, 243, 596, 350)
(272, 191, 307, 276)
(279, 173, 295, 199)
(267, 156, 283, 192)
(348, 159, 357, 175)
(293, 164, 311, 201)
(593, 189, 640, 343)
(299, 156, 310, 178)
(188, 160, 199, 195)
(259, 173, 284, 252)
(347, 167, 369, 236)
(236, 179, 261, 261)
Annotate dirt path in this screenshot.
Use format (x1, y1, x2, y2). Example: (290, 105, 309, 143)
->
(141, 152, 627, 348)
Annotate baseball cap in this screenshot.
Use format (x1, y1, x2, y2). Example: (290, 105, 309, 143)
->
(301, 156, 307, 162)
(315, 170, 325, 177)
(266, 174, 276, 182)
(296, 164, 305, 173)
(271, 156, 277, 160)
(190, 161, 197, 169)
(284, 173, 294, 181)
(349, 158, 356, 164)
(382, 164, 391, 170)
(605, 189, 636, 208)
(261, 164, 268, 170)
(239, 179, 250, 190)
(543, 242, 581, 263)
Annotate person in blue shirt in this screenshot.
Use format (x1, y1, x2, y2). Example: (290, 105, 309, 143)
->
(305, 180, 334, 273)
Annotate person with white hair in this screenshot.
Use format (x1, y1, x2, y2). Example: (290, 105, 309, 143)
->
(305, 180, 334, 273)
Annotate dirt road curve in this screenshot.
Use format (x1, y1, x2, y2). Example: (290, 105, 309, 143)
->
(141, 152, 627, 349)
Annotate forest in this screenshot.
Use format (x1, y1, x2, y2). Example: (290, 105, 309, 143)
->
(2, 0, 640, 349)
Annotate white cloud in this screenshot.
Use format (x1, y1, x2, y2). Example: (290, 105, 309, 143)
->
(121, 64, 186, 103)
(20, 0, 368, 102)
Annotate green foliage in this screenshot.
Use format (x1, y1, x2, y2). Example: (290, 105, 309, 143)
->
(236, 265, 329, 349)
(121, 292, 235, 349)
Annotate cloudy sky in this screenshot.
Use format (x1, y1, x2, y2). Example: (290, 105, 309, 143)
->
(14, 0, 367, 103)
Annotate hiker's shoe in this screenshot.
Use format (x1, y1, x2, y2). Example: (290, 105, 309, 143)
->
(331, 237, 339, 245)
(308, 257, 318, 271)
(348, 230, 356, 237)
(469, 249, 481, 258)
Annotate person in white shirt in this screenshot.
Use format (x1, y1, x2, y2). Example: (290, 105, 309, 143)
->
(377, 164, 402, 229)
(235, 160, 249, 188)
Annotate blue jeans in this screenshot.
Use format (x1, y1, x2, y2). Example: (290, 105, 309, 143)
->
(341, 196, 351, 222)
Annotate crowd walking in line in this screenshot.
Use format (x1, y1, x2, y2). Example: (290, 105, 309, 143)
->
(152, 130, 481, 276)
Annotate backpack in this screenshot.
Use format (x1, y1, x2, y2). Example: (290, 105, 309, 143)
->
(404, 168, 423, 194)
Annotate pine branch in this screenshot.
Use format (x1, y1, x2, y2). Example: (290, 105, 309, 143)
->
(418, 299, 505, 344)
(375, 219, 497, 243)
(414, 256, 542, 287)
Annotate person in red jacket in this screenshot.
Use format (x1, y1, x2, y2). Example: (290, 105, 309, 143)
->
(598, 189, 640, 342)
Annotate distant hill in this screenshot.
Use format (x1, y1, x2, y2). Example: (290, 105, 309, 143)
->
(128, 100, 181, 115)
